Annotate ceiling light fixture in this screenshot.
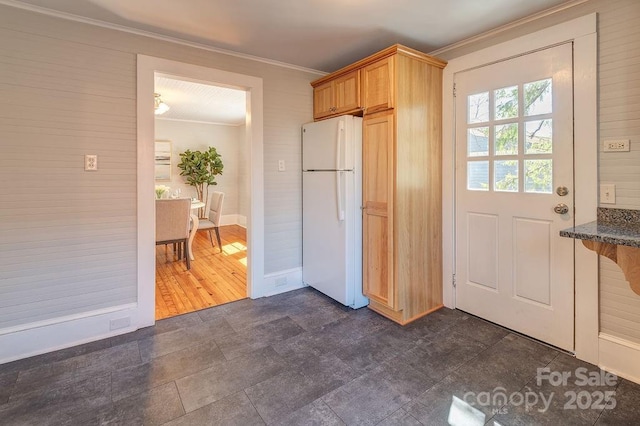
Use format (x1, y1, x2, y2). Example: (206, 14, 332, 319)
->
(154, 93, 170, 115)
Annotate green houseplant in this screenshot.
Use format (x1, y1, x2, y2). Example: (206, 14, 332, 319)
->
(177, 147, 224, 211)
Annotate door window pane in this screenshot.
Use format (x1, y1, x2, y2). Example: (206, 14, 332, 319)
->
(468, 127, 489, 157)
(494, 123, 518, 156)
(494, 86, 518, 120)
(525, 120, 553, 154)
(525, 79, 552, 116)
(468, 92, 489, 124)
(494, 160, 518, 192)
(525, 160, 553, 193)
(468, 161, 489, 191)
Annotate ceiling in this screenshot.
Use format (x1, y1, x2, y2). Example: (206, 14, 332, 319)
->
(11, 0, 578, 72)
(8, 0, 579, 124)
(154, 76, 246, 125)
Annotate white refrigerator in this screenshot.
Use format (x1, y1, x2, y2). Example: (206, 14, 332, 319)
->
(302, 115, 368, 309)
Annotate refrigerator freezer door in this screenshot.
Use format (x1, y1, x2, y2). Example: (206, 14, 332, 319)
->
(302, 115, 355, 171)
(303, 171, 352, 306)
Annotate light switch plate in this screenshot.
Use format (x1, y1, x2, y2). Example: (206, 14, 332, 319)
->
(85, 154, 98, 171)
(600, 183, 616, 204)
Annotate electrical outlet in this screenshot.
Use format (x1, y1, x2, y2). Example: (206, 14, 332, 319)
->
(603, 139, 630, 152)
(600, 183, 616, 204)
(278, 160, 285, 172)
(85, 154, 98, 171)
(110, 316, 131, 330)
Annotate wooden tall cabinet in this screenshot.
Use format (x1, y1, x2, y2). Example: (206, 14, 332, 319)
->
(311, 45, 446, 325)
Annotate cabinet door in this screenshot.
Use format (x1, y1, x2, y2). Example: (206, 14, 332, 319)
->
(362, 111, 396, 309)
(333, 71, 360, 115)
(362, 57, 394, 114)
(313, 81, 334, 119)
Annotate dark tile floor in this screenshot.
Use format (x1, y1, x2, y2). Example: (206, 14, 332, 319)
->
(1, 287, 639, 425)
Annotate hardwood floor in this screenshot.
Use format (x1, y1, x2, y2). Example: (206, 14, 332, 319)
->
(155, 224, 247, 320)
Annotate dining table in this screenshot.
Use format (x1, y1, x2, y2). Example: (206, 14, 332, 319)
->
(188, 199, 205, 261)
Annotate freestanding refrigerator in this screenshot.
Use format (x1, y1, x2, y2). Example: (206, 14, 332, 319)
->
(302, 115, 368, 309)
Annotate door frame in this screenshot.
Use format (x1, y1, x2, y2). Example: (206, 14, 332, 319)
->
(442, 14, 597, 363)
(137, 55, 265, 327)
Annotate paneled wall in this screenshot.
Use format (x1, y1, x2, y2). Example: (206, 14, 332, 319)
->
(0, 5, 317, 332)
(438, 0, 640, 345)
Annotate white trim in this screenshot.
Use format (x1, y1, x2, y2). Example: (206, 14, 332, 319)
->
(442, 14, 597, 359)
(218, 214, 243, 227)
(429, 0, 589, 56)
(573, 31, 599, 365)
(155, 117, 244, 127)
(263, 267, 306, 297)
(599, 333, 640, 384)
(137, 55, 266, 329)
(0, 304, 139, 364)
(0, 303, 137, 336)
(0, 0, 326, 76)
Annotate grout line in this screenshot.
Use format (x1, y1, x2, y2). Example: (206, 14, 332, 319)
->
(243, 389, 267, 425)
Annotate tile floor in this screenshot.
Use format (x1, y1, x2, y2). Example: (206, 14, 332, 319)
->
(1, 287, 639, 425)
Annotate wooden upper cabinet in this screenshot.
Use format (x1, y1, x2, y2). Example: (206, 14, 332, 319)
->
(361, 56, 394, 114)
(312, 70, 360, 120)
(313, 82, 334, 119)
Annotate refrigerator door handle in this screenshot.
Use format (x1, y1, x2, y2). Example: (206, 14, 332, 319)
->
(336, 171, 345, 221)
(335, 120, 344, 170)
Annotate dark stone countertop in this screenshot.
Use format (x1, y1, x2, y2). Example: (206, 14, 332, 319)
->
(560, 208, 640, 248)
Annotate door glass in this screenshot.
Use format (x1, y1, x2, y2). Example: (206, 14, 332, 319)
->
(525, 79, 552, 116)
(494, 160, 518, 192)
(525, 120, 553, 154)
(468, 127, 489, 156)
(468, 92, 489, 124)
(465, 78, 555, 194)
(525, 160, 553, 194)
(494, 123, 518, 155)
(494, 86, 518, 120)
(468, 161, 489, 191)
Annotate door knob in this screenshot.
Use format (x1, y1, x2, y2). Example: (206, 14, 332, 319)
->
(554, 203, 569, 214)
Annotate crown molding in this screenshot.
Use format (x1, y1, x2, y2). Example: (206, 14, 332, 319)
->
(0, 0, 327, 76)
(428, 0, 590, 56)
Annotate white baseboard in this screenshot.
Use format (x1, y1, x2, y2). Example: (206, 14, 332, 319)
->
(219, 214, 247, 227)
(0, 303, 141, 364)
(263, 267, 306, 297)
(598, 333, 640, 385)
(1, 266, 303, 364)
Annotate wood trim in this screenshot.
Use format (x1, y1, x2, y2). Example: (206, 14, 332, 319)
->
(582, 241, 640, 296)
(311, 44, 447, 87)
(368, 299, 444, 325)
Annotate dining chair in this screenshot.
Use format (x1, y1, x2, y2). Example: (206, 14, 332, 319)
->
(156, 198, 191, 269)
(197, 191, 224, 252)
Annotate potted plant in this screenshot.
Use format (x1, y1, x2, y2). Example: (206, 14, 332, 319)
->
(177, 147, 224, 214)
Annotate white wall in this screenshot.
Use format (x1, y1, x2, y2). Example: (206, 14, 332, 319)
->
(437, 0, 640, 346)
(154, 119, 244, 222)
(0, 4, 318, 362)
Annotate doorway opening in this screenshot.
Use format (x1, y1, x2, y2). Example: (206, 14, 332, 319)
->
(153, 75, 249, 319)
(137, 55, 265, 329)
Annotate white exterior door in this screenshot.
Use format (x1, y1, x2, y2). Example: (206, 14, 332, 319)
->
(455, 43, 575, 351)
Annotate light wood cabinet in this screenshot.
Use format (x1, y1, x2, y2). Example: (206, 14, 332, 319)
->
(311, 44, 447, 325)
(312, 70, 361, 119)
(362, 111, 396, 309)
(361, 56, 394, 114)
